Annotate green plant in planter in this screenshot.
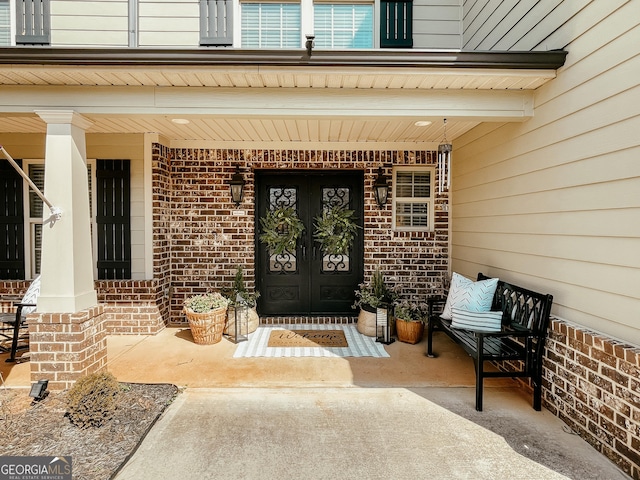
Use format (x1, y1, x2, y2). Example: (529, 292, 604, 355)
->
(184, 292, 230, 313)
(222, 266, 260, 307)
(352, 268, 399, 310)
(394, 299, 428, 323)
(313, 205, 360, 256)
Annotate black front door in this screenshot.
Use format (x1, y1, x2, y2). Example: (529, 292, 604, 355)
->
(256, 171, 364, 316)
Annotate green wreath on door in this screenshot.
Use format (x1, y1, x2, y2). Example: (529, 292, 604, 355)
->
(313, 205, 359, 256)
(259, 206, 305, 255)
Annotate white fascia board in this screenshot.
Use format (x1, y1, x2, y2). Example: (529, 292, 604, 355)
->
(0, 85, 534, 120)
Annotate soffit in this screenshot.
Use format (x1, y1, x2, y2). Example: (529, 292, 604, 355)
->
(0, 48, 566, 143)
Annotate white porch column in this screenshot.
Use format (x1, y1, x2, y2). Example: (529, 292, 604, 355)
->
(35, 110, 98, 313)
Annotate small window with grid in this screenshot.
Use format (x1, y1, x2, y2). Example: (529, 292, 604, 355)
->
(393, 166, 434, 231)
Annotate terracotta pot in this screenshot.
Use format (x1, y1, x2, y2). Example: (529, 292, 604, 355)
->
(395, 318, 424, 344)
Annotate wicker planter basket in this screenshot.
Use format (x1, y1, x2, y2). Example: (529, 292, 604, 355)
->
(224, 306, 260, 335)
(395, 318, 425, 344)
(184, 306, 228, 345)
(356, 304, 377, 337)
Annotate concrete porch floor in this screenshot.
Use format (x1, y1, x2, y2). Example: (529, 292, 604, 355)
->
(0, 327, 631, 479)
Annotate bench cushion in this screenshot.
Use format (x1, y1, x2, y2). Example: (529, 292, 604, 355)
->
(441, 273, 499, 320)
(450, 307, 502, 332)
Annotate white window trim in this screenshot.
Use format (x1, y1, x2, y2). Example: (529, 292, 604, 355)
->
(392, 165, 435, 233)
(9, 0, 16, 46)
(234, 0, 378, 48)
(22, 159, 97, 279)
(22, 159, 43, 279)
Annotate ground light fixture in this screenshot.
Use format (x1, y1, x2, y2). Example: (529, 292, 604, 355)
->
(373, 167, 389, 207)
(229, 165, 246, 206)
(29, 379, 49, 401)
(376, 304, 395, 345)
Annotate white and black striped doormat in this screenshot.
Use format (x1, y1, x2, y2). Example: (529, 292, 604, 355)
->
(232, 324, 390, 358)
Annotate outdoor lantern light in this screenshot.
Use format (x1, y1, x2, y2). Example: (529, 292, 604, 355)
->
(230, 295, 249, 344)
(229, 165, 246, 206)
(305, 35, 315, 57)
(373, 167, 389, 208)
(376, 304, 395, 345)
(29, 379, 49, 401)
(438, 118, 453, 194)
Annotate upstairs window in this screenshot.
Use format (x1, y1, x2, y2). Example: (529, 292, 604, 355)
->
(314, 4, 373, 49)
(393, 166, 434, 231)
(16, 0, 50, 44)
(241, 3, 301, 48)
(0, 0, 9, 46)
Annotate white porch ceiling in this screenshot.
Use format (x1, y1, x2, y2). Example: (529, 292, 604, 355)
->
(0, 64, 556, 144)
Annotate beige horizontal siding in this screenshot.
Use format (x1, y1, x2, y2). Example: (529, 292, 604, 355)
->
(138, 32, 200, 46)
(413, 0, 461, 49)
(138, 0, 199, 47)
(50, 0, 128, 46)
(453, 0, 640, 345)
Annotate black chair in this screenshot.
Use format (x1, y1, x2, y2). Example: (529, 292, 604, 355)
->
(0, 275, 40, 363)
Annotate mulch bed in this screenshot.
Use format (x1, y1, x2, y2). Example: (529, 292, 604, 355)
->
(0, 383, 179, 480)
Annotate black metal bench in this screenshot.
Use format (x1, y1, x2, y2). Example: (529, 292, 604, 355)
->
(426, 273, 553, 411)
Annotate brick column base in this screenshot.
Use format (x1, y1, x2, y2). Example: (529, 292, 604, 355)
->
(28, 304, 107, 391)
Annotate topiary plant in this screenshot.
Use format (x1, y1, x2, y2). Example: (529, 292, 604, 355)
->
(65, 371, 121, 429)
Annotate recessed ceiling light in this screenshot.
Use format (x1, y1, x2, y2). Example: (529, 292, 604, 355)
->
(414, 121, 432, 127)
(171, 118, 190, 125)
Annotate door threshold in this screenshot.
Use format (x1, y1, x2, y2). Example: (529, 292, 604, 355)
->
(260, 316, 357, 325)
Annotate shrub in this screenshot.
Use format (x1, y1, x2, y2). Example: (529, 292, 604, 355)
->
(183, 292, 230, 313)
(65, 372, 121, 429)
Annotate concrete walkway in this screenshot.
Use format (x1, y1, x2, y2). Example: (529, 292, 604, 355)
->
(0, 327, 631, 479)
(114, 387, 628, 480)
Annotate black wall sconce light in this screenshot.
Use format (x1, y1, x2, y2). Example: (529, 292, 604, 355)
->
(305, 35, 315, 57)
(229, 165, 246, 206)
(373, 167, 389, 208)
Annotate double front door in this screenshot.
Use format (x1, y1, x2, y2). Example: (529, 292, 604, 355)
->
(256, 171, 364, 316)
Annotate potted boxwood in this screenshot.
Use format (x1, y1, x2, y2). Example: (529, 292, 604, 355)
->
(222, 266, 261, 336)
(393, 299, 428, 344)
(352, 268, 398, 337)
(183, 292, 230, 345)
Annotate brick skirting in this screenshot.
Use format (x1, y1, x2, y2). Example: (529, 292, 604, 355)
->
(96, 280, 166, 334)
(28, 304, 107, 391)
(544, 318, 640, 478)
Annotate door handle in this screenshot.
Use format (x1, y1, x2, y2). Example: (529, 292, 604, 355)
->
(302, 245, 306, 260)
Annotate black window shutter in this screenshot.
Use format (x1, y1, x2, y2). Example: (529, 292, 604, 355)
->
(199, 0, 233, 46)
(380, 0, 413, 48)
(16, 0, 51, 44)
(0, 159, 25, 279)
(96, 160, 131, 280)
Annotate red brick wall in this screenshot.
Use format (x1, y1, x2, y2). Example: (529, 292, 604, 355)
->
(28, 305, 107, 391)
(159, 147, 450, 325)
(544, 319, 640, 478)
(1, 280, 165, 335)
(95, 280, 165, 334)
(152, 143, 172, 324)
